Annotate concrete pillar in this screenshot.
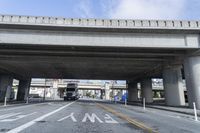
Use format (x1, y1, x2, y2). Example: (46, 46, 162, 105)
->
(113, 90, 118, 96)
(141, 78, 153, 103)
(83, 90, 87, 97)
(128, 83, 138, 102)
(184, 56, 200, 109)
(163, 65, 185, 106)
(100, 90, 103, 99)
(105, 82, 110, 100)
(0, 75, 13, 101)
(52, 79, 60, 100)
(17, 79, 31, 101)
(117, 90, 123, 99)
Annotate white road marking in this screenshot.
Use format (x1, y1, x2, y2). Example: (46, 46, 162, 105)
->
(82, 113, 103, 123)
(0, 102, 52, 112)
(0, 113, 21, 120)
(167, 115, 181, 119)
(0, 112, 37, 122)
(7, 101, 75, 133)
(58, 112, 77, 122)
(104, 114, 118, 123)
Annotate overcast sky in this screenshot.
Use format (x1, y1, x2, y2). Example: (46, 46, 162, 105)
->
(0, 0, 199, 20)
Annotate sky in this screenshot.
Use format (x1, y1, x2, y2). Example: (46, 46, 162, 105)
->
(0, 0, 199, 20)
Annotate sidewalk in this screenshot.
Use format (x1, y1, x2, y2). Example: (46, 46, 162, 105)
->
(0, 100, 26, 105)
(147, 104, 200, 116)
(0, 99, 59, 108)
(0, 101, 27, 108)
(117, 101, 200, 116)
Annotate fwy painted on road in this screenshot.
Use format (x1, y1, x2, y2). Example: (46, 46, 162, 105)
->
(58, 112, 118, 123)
(0, 112, 118, 124)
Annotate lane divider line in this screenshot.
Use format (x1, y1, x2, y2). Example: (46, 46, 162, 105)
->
(7, 101, 76, 133)
(96, 103, 158, 133)
(0, 102, 53, 112)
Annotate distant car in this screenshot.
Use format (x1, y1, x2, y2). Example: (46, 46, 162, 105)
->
(28, 94, 43, 102)
(29, 94, 40, 98)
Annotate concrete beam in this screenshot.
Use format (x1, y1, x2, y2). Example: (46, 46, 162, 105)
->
(163, 66, 185, 106)
(141, 78, 153, 103)
(0, 29, 198, 49)
(184, 56, 200, 109)
(17, 79, 31, 101)
(0, 75, 13, 101)
(128, 82, 138, 102)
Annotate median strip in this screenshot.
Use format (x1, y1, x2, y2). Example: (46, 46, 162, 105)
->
(96, 103, 158, 133)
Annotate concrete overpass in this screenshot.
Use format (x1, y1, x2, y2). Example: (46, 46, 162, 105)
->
(0, 15, 200, 109)
(16, 80, 127, 90)
(13, 79, 127, 100)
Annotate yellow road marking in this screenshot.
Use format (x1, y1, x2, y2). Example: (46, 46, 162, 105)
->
(96, 103, 158, 133)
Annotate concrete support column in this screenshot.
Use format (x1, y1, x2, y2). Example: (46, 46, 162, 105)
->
(163, 65, 185, 106)
(52, 79, 60, 100)
(100, 90, 103, 99)
(141, 78, 153, 103)
(105, 82, 110, 100)
(117, 90, 123, 99)
(83, 90, 87, 97)
(0, 75, 13, 101)
(17, 79, 31, 101)
(128, 83, 138, 102)
(184, 56, 200, 109)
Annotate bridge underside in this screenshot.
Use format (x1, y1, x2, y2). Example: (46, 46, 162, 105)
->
(1, 15, 200, 109)
(0, 44, 187, 80)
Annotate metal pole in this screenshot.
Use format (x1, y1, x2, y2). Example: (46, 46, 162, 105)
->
(193, 102, 198, 121)
(4, 97, 7, 106)
(143, 98, 146, 110)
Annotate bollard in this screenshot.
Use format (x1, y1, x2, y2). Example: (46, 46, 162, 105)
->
(193, 102, 198, 121)
(143, 98, 146, 110)
(4, 97, 7, 106)
(124, 93, 127, 106)
(26, 97, 29, 104)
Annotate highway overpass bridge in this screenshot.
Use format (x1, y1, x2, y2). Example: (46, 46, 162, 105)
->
(0, 15, 200, 109)
(13, 79, 127, 90)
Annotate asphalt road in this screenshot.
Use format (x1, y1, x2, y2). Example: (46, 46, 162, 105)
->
(0, 99, 200, 133)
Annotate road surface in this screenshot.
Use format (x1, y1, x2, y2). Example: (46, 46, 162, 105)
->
(0, 99, 200, 133)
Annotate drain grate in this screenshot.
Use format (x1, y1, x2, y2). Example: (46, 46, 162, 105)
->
(36, 120, 46, 123)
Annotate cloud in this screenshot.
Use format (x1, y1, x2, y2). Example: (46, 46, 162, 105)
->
(75, 0, 94, 18)
(105, 0, 186, 20)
